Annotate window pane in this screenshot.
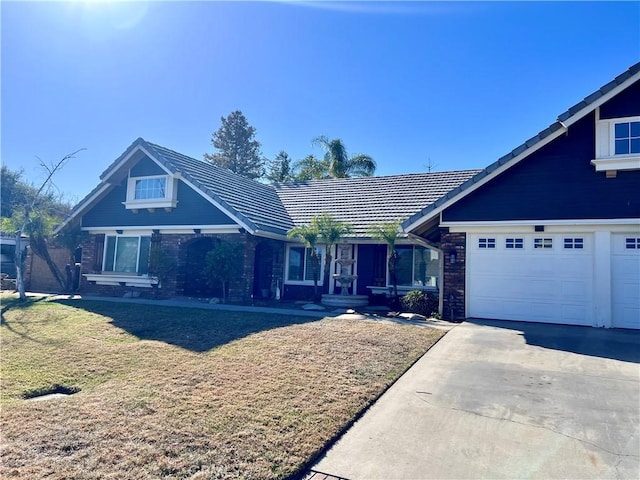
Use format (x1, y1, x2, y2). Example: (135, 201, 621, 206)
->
(288, 247, 304, 281)
(395, 246, 413, 286)
(304, 248, 320, 282)
(138, 237, 151, 275)
(615, 139, 629, 155)
(615, 122, 629, 139)
(630, 121, 640, 137)
(104, 236, 116, 272)
(135, 178, 166, 200)
(413, 247, 438, 287)
(114, 237, 139, 272)
(631, 138, 640, 154)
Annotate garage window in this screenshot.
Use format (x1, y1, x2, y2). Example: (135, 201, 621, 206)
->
(564, 238, 584, 249)
(626, 238, 640, 249)
(478, 238, 496, 249)
(505, 238, 524, 249)
(534, 238, 553, 249)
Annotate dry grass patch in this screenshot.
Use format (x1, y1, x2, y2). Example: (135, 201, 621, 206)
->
(1, 294, 444, 479)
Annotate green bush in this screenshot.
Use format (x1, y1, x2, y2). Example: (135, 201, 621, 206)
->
(400, 290, 439, 317)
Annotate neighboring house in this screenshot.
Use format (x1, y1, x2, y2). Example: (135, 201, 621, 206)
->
(58, 137, 477, 304)
(404, 62, 640, 329)
(58, 62, 639, 330)
(0, 232, 28, 279)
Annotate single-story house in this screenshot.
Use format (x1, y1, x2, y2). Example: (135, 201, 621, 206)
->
(58, 62, 639, 329)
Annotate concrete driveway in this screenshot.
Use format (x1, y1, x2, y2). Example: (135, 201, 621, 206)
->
(311, 320, 640, 479)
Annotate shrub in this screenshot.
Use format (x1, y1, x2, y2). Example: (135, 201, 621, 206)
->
(400, 290, 439, 317)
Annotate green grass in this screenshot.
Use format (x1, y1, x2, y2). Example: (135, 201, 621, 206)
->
(0, 294, 445, 479)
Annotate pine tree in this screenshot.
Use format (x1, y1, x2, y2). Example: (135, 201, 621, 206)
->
(265, 151, 294, 183)
(204, 110, 265, 179)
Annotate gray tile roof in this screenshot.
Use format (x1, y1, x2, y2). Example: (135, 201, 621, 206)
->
(141, 140, 293, 235)
(403, 61, 640, 231)
(275, 171, 481, 237)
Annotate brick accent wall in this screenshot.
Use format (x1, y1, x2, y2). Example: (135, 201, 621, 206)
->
(78, 231, 280, 302)
(441, 231, 466, 321)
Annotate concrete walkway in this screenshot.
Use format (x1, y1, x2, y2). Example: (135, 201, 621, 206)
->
(38, 293, 454, 330)
(312, 320, 640, 480)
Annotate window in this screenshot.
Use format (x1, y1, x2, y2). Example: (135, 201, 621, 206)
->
(134, 178, 166, 200)
(103, 236, 151, 274)
(478, 238, 496, 249)
(395, 245, 439, 288)
(124, 174, 177, 210)
(286, 246, 324, 283)
(592, 115, 640, 173)
(534, 238, 553, 249)
(614, 121, 640, 155)
(626, 238, 640, 249)
(564, 238, 584, 249)
(505, 238, 524, 249)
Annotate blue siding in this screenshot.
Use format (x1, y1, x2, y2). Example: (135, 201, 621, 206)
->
(82, 179, 236, 227)
(130, 156, 166, 177)
(600, 80, 639, 119)
(443, 110, 640, 222)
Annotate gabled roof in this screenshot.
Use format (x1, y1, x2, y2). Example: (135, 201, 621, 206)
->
(403, 61, 640, 233)
(141, 141, 293, 235)
(60, 137, 483, 239)
(61, 138, 293, 236)
(276, 171, 481, 237)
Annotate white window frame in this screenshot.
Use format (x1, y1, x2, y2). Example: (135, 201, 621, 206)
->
(505, 238, 524, 249)
(285, 245, 325, 286)
(592, 112, 640, 173)
(123, 174, 177, 211)
(102, 235, 151, 275)
(390, 245, 439, 290)
(534, 238, 553, 249)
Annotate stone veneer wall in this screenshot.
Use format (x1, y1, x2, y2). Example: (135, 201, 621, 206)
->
(79, 231, 284, 301)
(440, 231, 466, 321)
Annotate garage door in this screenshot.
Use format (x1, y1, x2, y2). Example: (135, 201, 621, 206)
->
(467, 234, 594, 326)
(612, 234, 640, 329)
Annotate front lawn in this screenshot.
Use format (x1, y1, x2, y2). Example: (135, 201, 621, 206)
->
(0, 295, 444, 479)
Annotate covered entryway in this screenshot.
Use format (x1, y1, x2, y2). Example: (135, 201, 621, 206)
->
(612, 233, 640, 329)
(253, 241, 274, 299)
(182, 237, 222, 298)
(466, 233, 595, 326)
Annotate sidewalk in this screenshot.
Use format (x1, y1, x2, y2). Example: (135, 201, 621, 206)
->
(27, 292, 455, 329)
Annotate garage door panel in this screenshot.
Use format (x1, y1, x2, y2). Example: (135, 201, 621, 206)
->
(468, 234, 594, 327)
(612, 233, 640, 329)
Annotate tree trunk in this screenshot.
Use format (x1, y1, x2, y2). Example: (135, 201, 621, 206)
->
(323, 249, 333, 294)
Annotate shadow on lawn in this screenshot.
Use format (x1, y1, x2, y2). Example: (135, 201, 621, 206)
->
(55, 299, 320, 352)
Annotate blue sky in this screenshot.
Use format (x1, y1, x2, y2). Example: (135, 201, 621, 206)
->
(2, 1, 639, 204)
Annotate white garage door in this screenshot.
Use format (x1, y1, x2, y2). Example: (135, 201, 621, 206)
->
(467, 234, 594, 326)
(612, 234, 640, 329)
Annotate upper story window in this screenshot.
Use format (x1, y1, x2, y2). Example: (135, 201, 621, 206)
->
(124, 174, 177, 211)
(134, 178, 166, 200)
(614, 121, 640, 155)
(592, 112, 640, 174)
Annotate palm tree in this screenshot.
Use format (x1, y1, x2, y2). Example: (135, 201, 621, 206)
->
(368, 220, 403, 300)
(314, 213, 353, 292)
(312, 136, 376, 178)
(287, 223, 321, 300)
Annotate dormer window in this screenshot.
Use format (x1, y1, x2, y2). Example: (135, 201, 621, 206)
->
(124, 174, 177, 212)
(614, 121, 640, 155)
(592, 112, 640, 174)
